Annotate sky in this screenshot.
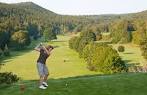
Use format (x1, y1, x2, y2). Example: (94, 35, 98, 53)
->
(1, 0, 147, 15)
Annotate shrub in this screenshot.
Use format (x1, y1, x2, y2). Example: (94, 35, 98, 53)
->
(83, 43, 127, 74)
(118, 45, 125, 52)
(0, 72, 19, 84)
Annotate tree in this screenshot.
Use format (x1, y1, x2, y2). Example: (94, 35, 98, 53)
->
(10, 30, 31, 50)
(69, 36, 81, 51)
(69, 30, 96, 57)
(80, 30, 96, 41)
(110, 20, 134, 43)
(0, 31, 10, 51)
(27, 23, 39, 40)
(132, 21, 147, 45)
(140, 39, 147, 59)
(43, 26, 57, 42)
(132, 31, 144, 45)
(82, 43, 127, 73)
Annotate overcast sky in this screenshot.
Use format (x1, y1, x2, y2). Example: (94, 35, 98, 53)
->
(1, 0, 147, 15)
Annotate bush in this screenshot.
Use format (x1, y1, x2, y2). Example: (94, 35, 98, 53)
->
(82, 43, 127, 74)
(118, 45, 125, 52)
(0, 72, 19, 84)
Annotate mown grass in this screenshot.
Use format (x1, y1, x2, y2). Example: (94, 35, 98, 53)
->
(0, 35, 98, 80)
(112, 44, 145, 66)
(1, 73, 147, 95)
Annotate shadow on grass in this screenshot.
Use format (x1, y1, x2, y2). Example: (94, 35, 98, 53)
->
(52, 40, 66, 43)
(123, 60, 140, 66)
(124, 52, 134, 54)
(127, 63, 140, 67)
(0, 48, 33, 65)
(124, 60, 132, 63)
(0, 38, 46, 65)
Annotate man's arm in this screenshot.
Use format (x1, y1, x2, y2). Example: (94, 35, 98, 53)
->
(34, 44, 42, 52)
(42, 46, 50, 55)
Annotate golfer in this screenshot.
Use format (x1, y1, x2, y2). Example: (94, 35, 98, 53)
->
(35, 43, 54, 89)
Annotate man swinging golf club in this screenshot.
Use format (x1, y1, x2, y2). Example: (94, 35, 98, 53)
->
(35, 43, 54, 89)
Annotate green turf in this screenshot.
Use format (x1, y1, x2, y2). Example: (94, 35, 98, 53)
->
(112, 44, 145, 66)
(1, 73, 147, 95)
(0, 35, 98, 80)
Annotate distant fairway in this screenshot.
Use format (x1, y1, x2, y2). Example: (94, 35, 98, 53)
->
(112, 44, 145, 66)
(0, 35, 98, 80)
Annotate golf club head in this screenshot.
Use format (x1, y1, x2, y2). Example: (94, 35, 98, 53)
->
(39, 43, 43, 46)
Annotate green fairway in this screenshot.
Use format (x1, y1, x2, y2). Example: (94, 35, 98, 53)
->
(0, 35, 98, 80)
(1, 73, 147, 95)
(112, 44, 145, 66)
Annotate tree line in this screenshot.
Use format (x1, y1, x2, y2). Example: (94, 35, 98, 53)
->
(69, 30, 128, 74)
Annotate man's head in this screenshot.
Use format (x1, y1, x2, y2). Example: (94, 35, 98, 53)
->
(46, 45, 54, 51)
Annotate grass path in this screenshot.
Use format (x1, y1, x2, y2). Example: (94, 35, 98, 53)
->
(0, 35, 98, 80)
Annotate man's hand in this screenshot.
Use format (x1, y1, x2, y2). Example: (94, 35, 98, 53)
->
(34, 43, 43, 52)
(40, 43, 43, 46)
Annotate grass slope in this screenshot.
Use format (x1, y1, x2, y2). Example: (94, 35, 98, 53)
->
(0, 73, 147, 95)
(0, 35, 98, 80)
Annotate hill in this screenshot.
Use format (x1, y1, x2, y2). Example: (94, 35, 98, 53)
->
(0, 1, 147, 35)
